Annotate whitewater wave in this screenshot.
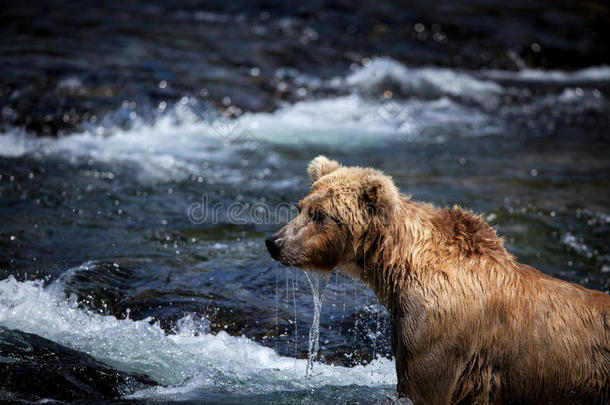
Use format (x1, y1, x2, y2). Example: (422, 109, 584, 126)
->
(483, 66, 610, 82)
(0, 95, 491, 183)
(340, 57, 503, 105)
(340, 58, 610, 101)
(0, 58, 607, 184)
(0, 268, 396, 399)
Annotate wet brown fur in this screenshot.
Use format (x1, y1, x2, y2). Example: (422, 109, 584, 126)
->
(268, 156, 610, 404)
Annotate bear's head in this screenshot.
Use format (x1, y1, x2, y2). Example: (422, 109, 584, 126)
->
(265, 156, 400, 273)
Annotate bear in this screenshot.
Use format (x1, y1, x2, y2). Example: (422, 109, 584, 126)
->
(265, 156, 610, 405)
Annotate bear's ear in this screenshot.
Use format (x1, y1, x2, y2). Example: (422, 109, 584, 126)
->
(307, 156, 341, 182)
(360, 172, 399, 213)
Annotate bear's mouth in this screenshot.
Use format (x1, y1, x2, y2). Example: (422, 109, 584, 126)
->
(267, 249, 298, 267)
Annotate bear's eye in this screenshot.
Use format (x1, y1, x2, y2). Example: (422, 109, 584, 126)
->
(309, 207, 326, 223)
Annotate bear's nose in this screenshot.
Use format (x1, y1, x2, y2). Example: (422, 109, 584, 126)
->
(265, 236, 282, 259)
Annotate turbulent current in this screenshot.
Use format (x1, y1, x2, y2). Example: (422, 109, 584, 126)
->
(1, 44, 609, 403)
(0, 271, 395, 402)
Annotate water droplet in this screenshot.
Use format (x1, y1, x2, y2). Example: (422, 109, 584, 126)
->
(277, 82, 288, 92)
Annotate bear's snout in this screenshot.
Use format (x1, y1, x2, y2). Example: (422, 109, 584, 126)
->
(265, 236, 282, 259)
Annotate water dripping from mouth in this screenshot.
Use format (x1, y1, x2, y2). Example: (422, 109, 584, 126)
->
(292, 269, 298, 364)
(304, 270, 330, 378)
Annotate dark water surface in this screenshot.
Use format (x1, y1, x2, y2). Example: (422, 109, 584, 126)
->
(1, 0, 609, 403)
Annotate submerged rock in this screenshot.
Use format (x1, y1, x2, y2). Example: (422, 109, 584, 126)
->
(0, 326, 153, 402)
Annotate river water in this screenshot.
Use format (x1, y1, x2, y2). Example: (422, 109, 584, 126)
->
(1, 1, 609, 403)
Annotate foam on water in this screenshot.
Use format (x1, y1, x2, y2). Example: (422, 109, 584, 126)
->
(0, 96, 489, 183)
(1, 58, 607, 184)
(484, 66, 610, 82)
(0, 267, 396, 399)
(341, 57, 503, 104)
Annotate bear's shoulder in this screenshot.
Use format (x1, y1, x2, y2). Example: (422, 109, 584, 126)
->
(434, 206, 506, 256)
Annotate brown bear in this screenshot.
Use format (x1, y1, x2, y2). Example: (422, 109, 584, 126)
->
(265, 156, 610, 405)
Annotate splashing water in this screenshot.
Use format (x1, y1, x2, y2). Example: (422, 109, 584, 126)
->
(304, 270, 330, 377)
(0, 272, 396, 400)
